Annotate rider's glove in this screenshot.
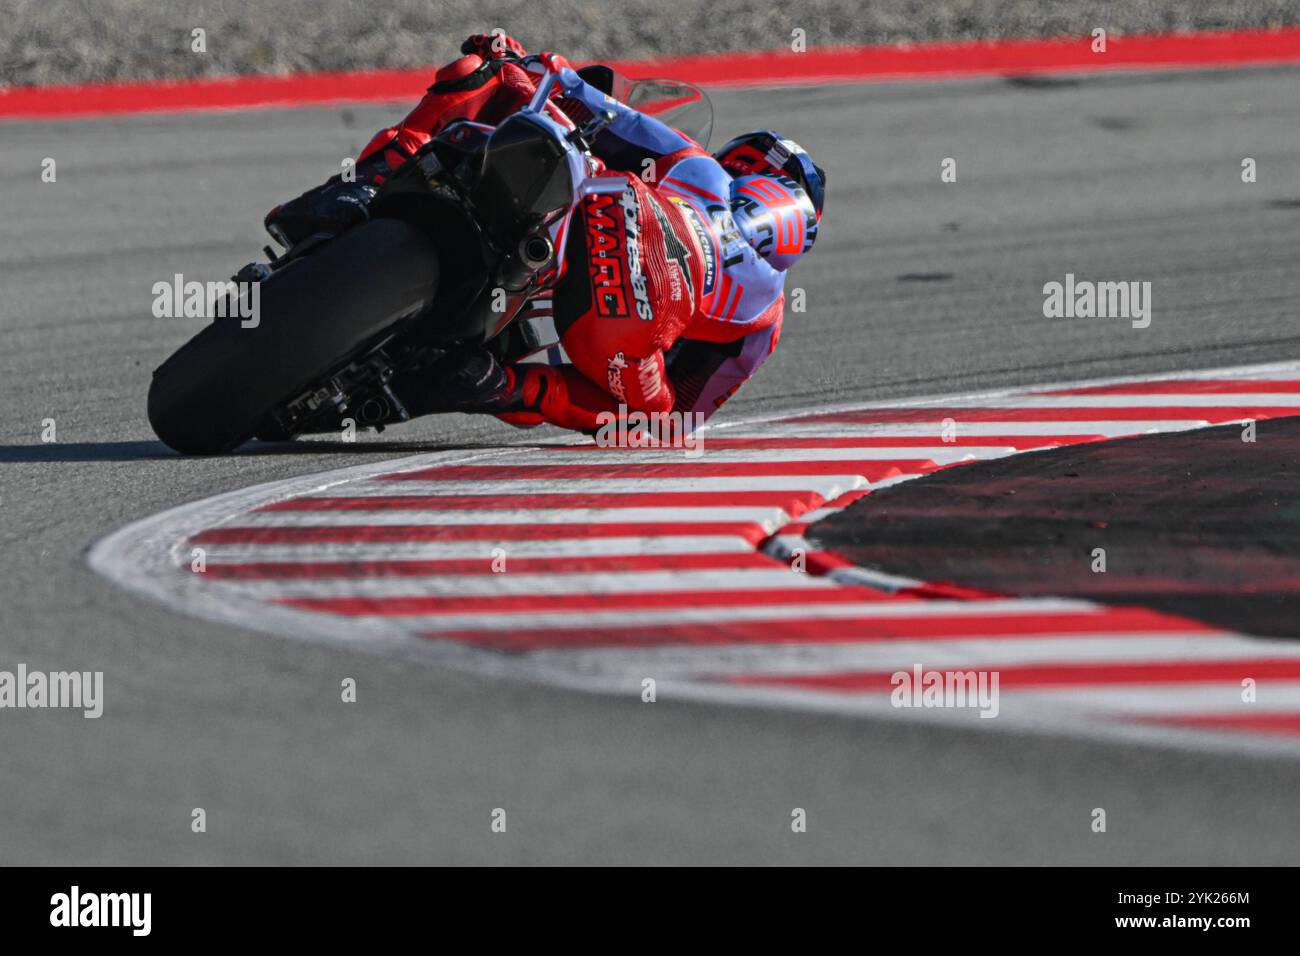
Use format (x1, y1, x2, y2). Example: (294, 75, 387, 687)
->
(461, 31, 527, 61)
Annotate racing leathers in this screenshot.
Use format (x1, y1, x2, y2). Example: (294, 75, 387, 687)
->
(266, 35, 789, 436)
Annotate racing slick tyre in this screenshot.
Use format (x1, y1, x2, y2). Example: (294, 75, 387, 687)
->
(147, 218, 439, 455)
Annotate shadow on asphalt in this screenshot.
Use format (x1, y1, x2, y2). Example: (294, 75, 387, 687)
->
(0, 439, 521, 462)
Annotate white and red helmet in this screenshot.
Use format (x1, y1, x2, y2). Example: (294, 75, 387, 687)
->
(715, 130, 825, 271)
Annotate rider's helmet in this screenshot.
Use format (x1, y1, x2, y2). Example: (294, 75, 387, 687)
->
(714, 130, 825, 272)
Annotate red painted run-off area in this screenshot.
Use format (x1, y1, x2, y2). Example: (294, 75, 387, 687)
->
(3, 27, 1300, 119)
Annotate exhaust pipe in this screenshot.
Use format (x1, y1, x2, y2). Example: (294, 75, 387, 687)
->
(520, 234, 554, 269)
(498, 233, 556, 292)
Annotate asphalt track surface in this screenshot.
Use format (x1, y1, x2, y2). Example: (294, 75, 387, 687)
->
(4, 66, 1300, 865)
(812, 417, 1300, 638)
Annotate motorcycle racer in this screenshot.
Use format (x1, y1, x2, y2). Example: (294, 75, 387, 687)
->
(264, 32, 825, 437)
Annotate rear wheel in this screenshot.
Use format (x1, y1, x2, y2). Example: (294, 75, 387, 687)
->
(147, 218, 439, 455)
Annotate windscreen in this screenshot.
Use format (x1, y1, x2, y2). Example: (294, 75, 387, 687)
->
(625, 79, 714, 150)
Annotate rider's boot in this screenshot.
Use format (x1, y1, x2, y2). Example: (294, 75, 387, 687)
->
(391, 347, 526, 417)
(263, 153, 391, 249)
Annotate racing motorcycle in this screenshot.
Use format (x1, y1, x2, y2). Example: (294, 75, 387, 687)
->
(146, 65, 713, 455)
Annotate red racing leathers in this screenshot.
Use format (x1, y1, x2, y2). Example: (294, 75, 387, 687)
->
(355, 37, 785, 434)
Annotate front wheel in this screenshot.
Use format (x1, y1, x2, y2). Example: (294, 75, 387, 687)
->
(147, 218, 439, 455)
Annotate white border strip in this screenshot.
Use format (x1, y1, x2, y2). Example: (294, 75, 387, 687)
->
(87, 361, 1300, 759)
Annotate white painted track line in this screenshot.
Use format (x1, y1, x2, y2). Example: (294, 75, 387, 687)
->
(87, 361, 1300, 757)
